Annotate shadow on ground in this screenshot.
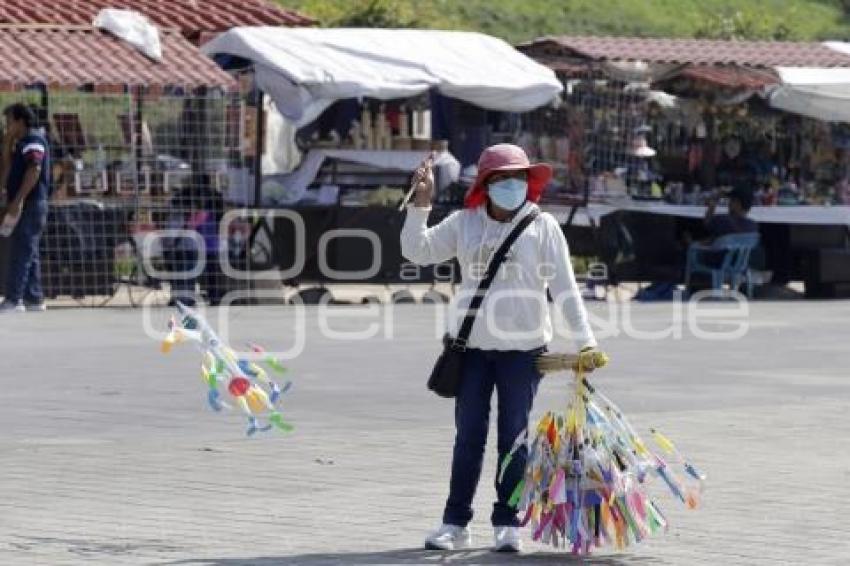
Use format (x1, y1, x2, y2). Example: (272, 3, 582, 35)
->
(167, 548, 664, 565)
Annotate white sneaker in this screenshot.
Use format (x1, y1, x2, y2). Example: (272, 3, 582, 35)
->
(493, 526, 522, 553)
(424, 523, 472, 551)
(0, 301, 24, 313)
(23, 302, 47, 312)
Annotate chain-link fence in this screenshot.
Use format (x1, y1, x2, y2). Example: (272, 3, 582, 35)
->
(0, 87, 252, 307)
(517, 65, 653, 205)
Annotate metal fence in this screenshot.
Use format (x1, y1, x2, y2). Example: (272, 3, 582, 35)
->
(0, 87, 254, 307)
(518, 66, 652, 203)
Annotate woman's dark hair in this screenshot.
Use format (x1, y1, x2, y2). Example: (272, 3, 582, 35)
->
(3, 103, 35, 127)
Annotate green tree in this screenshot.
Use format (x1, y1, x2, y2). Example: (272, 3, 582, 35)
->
(333, 0, 416, 27)
(281, 0, 460, 30)
(695, 9, 795, 40)
(277, 1, 848, 43)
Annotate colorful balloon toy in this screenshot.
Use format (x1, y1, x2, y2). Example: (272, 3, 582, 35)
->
(501, 353, 705, 554)
(162, 302, 293, 436)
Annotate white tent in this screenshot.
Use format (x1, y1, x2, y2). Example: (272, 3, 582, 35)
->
(768, 66, 850, 123)
(764, 42, 850, 122)
(202, 27, 563, 126)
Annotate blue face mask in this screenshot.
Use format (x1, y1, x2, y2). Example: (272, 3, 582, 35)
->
(488, 177, 528, 211)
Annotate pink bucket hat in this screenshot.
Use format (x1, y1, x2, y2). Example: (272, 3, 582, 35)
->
(463, 144, 552, 208)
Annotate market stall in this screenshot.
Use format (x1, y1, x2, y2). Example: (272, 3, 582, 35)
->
(0, 3, 315, 307)
(202, 28, 562, 286)
(0, 22, 248, 304)
(518, 36, 850, 296)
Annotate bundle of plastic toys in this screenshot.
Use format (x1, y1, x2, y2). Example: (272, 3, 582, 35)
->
(161, 302, 294, 436)
(500, 352, 705, 554)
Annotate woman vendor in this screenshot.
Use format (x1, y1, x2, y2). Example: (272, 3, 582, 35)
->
(401, 144, 607, 552)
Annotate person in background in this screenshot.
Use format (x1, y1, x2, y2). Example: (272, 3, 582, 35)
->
(401, 144, 606, 553)
(0, 103, 50, 313)
(164, 174, 228, 307)
(703, 186, 758, 240)
(833, 149, 850, 204)
(679, 186, 761, 294)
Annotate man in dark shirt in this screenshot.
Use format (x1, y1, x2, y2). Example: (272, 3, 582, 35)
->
(1, 103, 50, 313)
(685, 186, 759, 273)
(704, 187, 758, 238)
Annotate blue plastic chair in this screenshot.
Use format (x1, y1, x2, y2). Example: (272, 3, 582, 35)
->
(685, 232, 761, 297)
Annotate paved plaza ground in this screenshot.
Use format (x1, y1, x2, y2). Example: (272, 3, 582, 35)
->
(0, 300, 848, 565)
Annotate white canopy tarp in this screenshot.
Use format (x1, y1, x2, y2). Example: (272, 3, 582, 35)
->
(768, 66, 850, 122)
(202, 27, 563, 126)
(93, 8, 162, 61)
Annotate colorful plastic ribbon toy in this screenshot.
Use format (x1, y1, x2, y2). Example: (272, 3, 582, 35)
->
(161, 302, 294, 436)
(500, 352, 705, 554)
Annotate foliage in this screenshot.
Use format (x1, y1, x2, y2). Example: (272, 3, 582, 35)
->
(694, 9, 795, 40)
(330, 0, 416, 27)
(277, 0, 850, 43)
(283, 0, 461, 30)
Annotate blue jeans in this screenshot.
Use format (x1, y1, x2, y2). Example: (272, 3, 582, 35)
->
(4, 199, 47, 304)
(443, 347, 544, 527)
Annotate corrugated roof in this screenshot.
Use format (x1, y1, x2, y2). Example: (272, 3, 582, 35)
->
(520, 36, 850, 68)
(0, 25, 236, 89)
(0, 0, 314, 43)
(678, 66, 779, 89)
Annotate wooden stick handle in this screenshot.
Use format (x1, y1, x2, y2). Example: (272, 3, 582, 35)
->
(535, 351, 608, 374)
(398, 151, 435, 211)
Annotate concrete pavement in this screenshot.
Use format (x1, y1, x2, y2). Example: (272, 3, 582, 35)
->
(0, 300, 848, 565)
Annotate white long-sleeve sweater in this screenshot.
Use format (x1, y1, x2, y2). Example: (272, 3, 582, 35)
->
(401, 201, 596, 351)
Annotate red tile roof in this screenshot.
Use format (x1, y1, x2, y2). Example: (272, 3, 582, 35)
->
(0, 25, 236, 90)
(678, 65, 779, 89)
(523, 56, 589, 76)
(0, 0, 314, 43)
(520, 36, 850, 68)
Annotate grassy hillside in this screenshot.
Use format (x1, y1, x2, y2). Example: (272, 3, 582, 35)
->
(277, 0, 850, 43)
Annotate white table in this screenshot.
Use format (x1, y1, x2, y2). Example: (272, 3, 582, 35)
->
(544, 201, 850, 227)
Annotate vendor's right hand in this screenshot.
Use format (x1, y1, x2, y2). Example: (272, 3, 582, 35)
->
(575, 347, 609, 373)
(412, 152, 435, 207)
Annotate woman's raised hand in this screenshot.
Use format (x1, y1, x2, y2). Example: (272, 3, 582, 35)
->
(412, 151, 436, 207)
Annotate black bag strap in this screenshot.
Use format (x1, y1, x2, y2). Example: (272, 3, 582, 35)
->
(453, 209, 539, 350)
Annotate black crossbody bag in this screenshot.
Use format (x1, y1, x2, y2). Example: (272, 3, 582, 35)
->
(427, 210, 539, 398)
